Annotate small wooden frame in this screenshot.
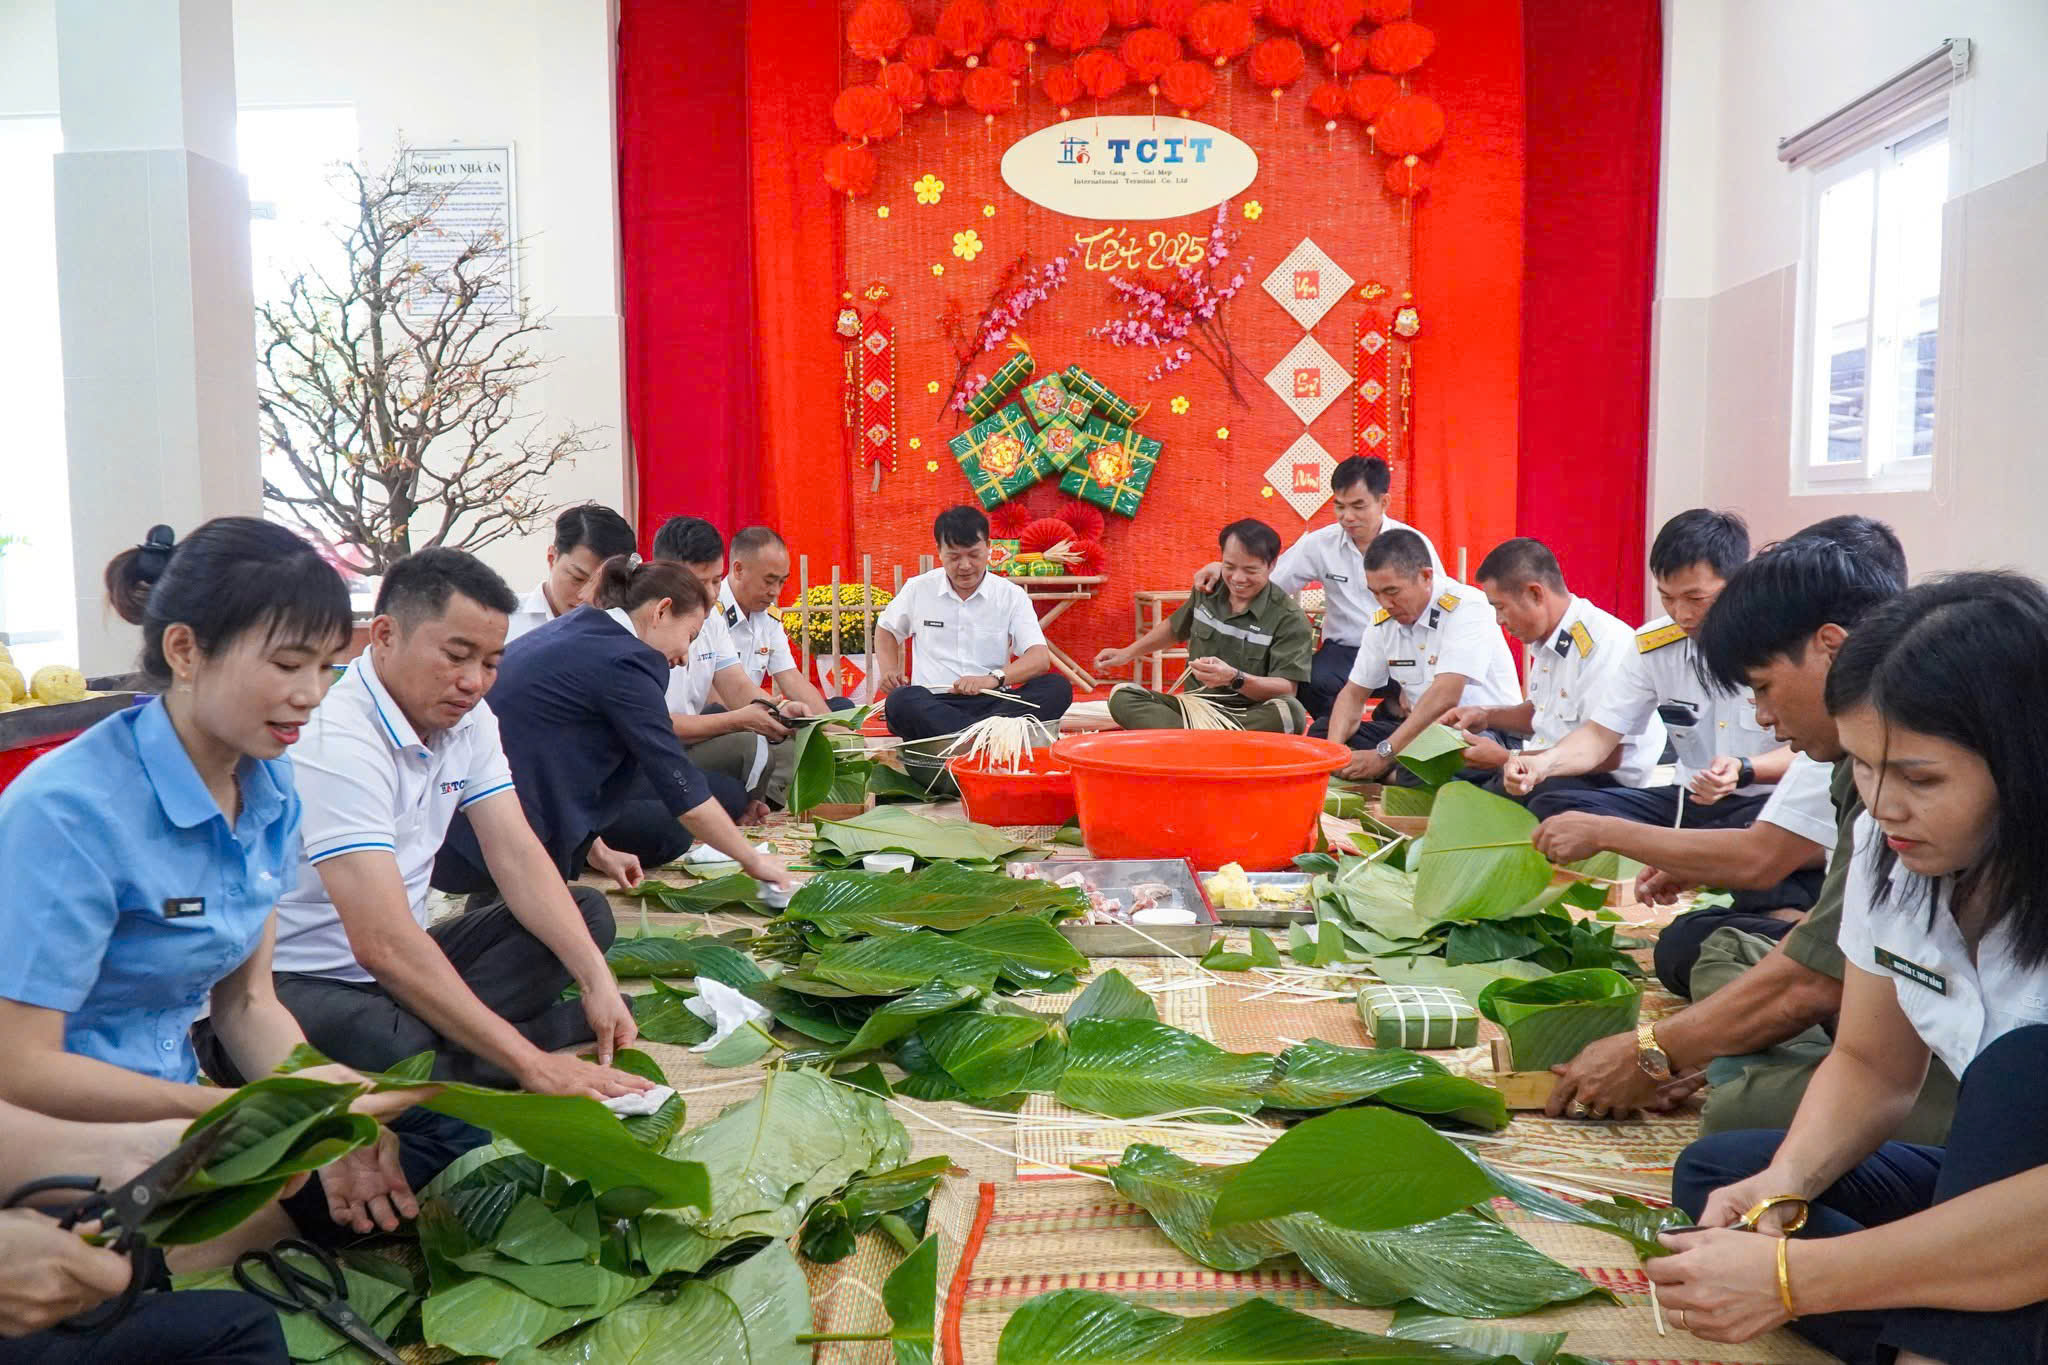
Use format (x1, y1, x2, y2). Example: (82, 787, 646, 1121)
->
(1482, 1037, 1560, 1111)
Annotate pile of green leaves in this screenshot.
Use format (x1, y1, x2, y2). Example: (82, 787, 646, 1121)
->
(176, 1250, 419, 1361)
(810, 805, 1044, 870)
(1379, 722, 1473, 817)
(785, 705, 881, 815)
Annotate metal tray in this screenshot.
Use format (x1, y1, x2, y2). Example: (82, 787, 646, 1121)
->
(0, 676, 149, 752)
(1201, 870, 1317, 927)
(1039, 857, 1218, 957)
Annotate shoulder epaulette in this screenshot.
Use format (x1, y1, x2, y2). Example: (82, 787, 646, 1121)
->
(1435, 593, 1460, 612)
(1372, 608, 1393, 626)
(1637, 622, 1687, 653)
(1570, 621, 1594, 658)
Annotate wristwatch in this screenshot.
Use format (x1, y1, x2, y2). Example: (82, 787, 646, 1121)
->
(1635, 1021, 1671, 1080)
(1374, 740, 1395, 760)
(1736, 757, 1756, 788)
(1231, 668, 1246, 690)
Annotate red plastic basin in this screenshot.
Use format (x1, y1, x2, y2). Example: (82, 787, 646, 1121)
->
(1052, 731, 1349, 870)
(946, 748, 1078, 827)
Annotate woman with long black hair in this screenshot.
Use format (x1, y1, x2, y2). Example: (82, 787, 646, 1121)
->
(1650, 570, 2048, 1364)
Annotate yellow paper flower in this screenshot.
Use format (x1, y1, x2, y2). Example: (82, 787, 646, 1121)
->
(1216, 427, 1230, 440)
(876, 205, 891, 219)
(925, 460, 939, 473)
(914, 174, 945, 205)
(908, 437, 922, 450)
(926, 380, 940, 394)
(1243, 201, 1263, 220)
(931, 263, 945, 276)
(1170, 395, 1190, 414)
(952, 230, 984, 262)
(982, 203, 997, 217)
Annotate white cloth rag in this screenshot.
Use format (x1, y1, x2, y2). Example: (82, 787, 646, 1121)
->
(682, 976, 775, 1053)
(602, 1085, 676, 1117)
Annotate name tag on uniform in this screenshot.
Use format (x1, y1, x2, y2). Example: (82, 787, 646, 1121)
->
(1874, 946, 1948, 995)
(163, 897, 206, 919)
(1388, 658, 1417, 668)
(923, 619, 946, 628)
(1327, 573, 1348, 584)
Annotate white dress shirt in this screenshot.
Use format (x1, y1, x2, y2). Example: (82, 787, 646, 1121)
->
(1755, 753, 1839, 850)
(273, 651, 516, 981)
(1524, 596, 1666, 788)
(1589, 615, 1778, 790)
(505, 580, 558, 642)
(664, 609, 742, 716)
(877, 568, 1045, 689)
(1270, 517, 1446, 646)
(718, 580, 797, 688)
(1839, 814, 2048, 1080)
(1346, 575, 1522, 713)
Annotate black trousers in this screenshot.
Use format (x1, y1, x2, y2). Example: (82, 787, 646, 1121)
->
(1674, 1025, 2048, 1364)
(1653, 904, 1803, 998)
(265, 885, 616, 1089)
(1304, 641, 1360, 721)
(0, 1280, 288, 1363)
(1526, 781, 1772, 827)
(882, 674, 1073, 741)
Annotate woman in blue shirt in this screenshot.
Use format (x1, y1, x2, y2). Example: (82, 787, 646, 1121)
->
(0, 521, 451, 1286)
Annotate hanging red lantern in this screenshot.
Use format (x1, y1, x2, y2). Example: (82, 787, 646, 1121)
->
(963, 65, 1020, 119)
(1299, 0, 1364, 52)
(1263, 0, 1305, 30)
(1361, 0, 1409, 20)
(995, 0, 1053, 42)
(986, 36, 1032, 77)
(938, 0, 996, 64)
(1119, 26, 1181, 84)
(1149, 0, 1201, 35)
(1047, 0, 1111, 52)
(847, 0, 914, 66)
(1384, 153, 1432, 198)
(880, 61, 927, 111)
(1308, 79, 1347, 124)
(822, 143, 879, 197)
(1042, 62, 1084, 114)
(929, 67, 967, 107)
(901, 34, 947, 71)
(1074, 47, 1130, 99)
(1249, 36, 1305, 89)
(1110, 0, 1150, 27)
(1157, 57, 1215, 112)
(1345, 72, 1398, 123)
(1187, 1, 1254, 65)
(1326, 32, 1370, 73)
(1366, 18, 1434, 74)
(1373, 92, 1443, 155)
(833, 84, 904, 142)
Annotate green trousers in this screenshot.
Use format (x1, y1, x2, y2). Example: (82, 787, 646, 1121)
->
(686, 731, 777, 802)
(1690, 926, 1957, 1144)
(1106, 684, 1308, 734)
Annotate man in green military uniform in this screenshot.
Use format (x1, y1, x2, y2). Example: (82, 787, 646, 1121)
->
(1094, 520, 1314, 733)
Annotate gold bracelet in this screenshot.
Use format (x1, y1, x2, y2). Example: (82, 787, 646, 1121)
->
(1776, 1235, 1798, 1319)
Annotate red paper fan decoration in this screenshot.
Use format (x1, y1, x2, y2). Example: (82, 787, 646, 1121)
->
(1120, 27, 1181, 83)
(1187, 1, 1254, 65)
(1384, 153, 1432, 198)
(1345, 72, 1398, 123)
(1047, 0, 1112, 52)
(1054, 497, 1106, 540)
(986, 36, 1032, 77)
(1263, 0, 1305, 30)
(1374, 92, 1443, 155)
(995, 0, 1053, 41)
(833, 85, 904, 142)
(1020, 518, 1080, 554)
(1366, 18, 1434, 73)
(880, 62, 927, 111)
(847, 0, 914, 65)
(1110, 0, 1150, 27)
(1149, 0, 1200, 33)
(1299, 0, 1365, 51)
(822, 143, 878, 197)
(1042, 62, 1084, 112)
(1157, 57, 1215, 112)
(1307, 79, 1347, 121)
(1074, 48, 1130, 99)
(963, 65, 1020, 116)
(1361, 0, 1409, 20)
(1248, 36, 1305, 89)
(1326, 32, 1370, 73)
(938, 0, 995, 63)
(928, 68, 967, 106)
(989, 501, 1035, 538)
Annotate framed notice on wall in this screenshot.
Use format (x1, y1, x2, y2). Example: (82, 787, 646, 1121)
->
(398, 143, 518, 319)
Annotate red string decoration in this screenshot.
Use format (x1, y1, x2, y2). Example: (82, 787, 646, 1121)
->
(833, 85, 904, 142)
(1374, 92, 1443, 155)
(823, 143, 879, 197)
(1157, 57, 1215, 113)
(847, 0, 913, 68)
(1187, 2, 1254, 66)
(938, 0, 996, 64)
(1047, 0, 1111, 52)
(1366, 18, 1435, 74)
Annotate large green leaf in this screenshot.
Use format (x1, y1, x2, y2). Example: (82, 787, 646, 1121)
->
(1056, 1018, 1274, 1119)
(175, 1251, 416, 1362)
(789, 714, 846, 815)
(422, 1257, 652, 1359)
(835, 979, 985, 1057)
(631, 977, 717, 1047)
(916, 1008, 1054, 1097)
(883, 1234, 939, 1365)
(619, 873, 766, 914)
(1382, 785, 1439, 818)
(1257, 1041, 1507, 1131)
(607, 934, 768, 987)
(1313, 855, 1435, 943)
(1473, 1158, 1693, 1260)
(995, 1291, 1516, 1362)
(1386, 1307, 1569, 1363)
(1477, 969, 1642, 1071)
(802, 929, 1005, 995)
(1396, 724, 1471, 788)
(743, 981, 862, 1044)
(1063, 969, 1158, 1027)
(1367, 956, 1551, 997)
(778, 862, 1083, 936)
(1411, 784, 1556, 924)
(1110, 1145, 1601, 1318)
(812, 806, 1038, 866)
(951, 913, 1089, 983)
(1210, 1110, 1498, 1231)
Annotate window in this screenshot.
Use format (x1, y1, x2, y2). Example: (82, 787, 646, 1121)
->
(1795, 118, 1947, 492)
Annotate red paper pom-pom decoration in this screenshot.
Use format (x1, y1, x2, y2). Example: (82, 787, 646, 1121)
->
(901, 34, 947, 72)
(1361, 0, 1410, 20)
(1120, 27, 1181, 82)
(928, 67, 967, 106)
(995, 0, 1053, 40)
(1149, 0, 1201, 33)
(938, 0, 995, 61)
(1345, 72, 1398, 123)
(1384, 153, 1432, 198)
(963, 65, 1020, 115)
(988, 502, 1036, 538)
(1263, 0, 1305, 30)
(1047, 0, 1111, 52)
(822, 143, 878, 197)
(1299, 0, 1365, 51)
(847, 0, 913, 64)
(1054, 496, 1107, 540)
(1187, 1, 1254, 65)
(1326, 32, 1370, 73)
(1111, 0, 1150, 27)
(1367, 18, 1434, 73)
(1248, 36, 1306, 90)
(1020, 518, 1080, 554)
(1307, 79, 1347, 120)
(1074, 48, 1130, 99)
(986, 36, 1032, 76)
(1042, 62, 1084, 109)
(1157, 57, 1216, 111)
(1374, 92, 1443, 155)
(880, 61, 927, 111)
(833, 84, 904, 142)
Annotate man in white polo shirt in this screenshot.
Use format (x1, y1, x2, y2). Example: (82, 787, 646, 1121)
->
(504, 503, 639, 642)
(875, 505, 1073, 740)
(272, 549, 650, 1101)
(1191, 456, 1442, 721)
(1324, 527, 1522, 782)
(721, 525, 837, 714)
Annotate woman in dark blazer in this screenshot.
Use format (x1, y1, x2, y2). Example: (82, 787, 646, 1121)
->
(435, 558, 790, 894)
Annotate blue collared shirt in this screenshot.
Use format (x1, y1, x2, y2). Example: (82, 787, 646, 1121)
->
(0, 698, 301, 1083)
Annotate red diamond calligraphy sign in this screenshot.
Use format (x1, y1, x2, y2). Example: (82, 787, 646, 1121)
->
(1265, 435, 1337, 520)
(858, 312, 896, 476)
(1354, 317, 1392, 463)
(1264, 334, 1351, 425)
(1262, 238, 1353, 331)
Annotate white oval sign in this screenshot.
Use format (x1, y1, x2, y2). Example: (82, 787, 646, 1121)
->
(1001, 116, 1258, 222)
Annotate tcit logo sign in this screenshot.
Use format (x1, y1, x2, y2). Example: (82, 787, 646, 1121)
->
(1055, 136, 1216, 166)
(1058, 137, 1091, 165)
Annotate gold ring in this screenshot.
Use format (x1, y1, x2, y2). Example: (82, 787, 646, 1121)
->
(1675, 1308, 1688, 1331)
(1570, 1101, 1591, 1118)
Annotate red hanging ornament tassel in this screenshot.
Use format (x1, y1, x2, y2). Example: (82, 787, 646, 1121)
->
(858, 312, 898, 489)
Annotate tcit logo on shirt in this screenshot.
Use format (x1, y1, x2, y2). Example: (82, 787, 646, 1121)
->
(439, 779, 469, 796)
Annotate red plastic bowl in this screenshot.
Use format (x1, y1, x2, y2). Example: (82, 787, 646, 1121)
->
(1052, 731, 1349, 870)
(946, 748, 1078, 827)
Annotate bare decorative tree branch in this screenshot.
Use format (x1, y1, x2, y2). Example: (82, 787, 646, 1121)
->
(258, 145, 598, 573)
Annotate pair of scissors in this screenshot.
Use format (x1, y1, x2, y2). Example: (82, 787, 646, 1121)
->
(233, 1239, 404, 1365)
(2, 1120, 232, 1332)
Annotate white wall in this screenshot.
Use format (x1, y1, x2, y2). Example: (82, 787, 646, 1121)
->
(0, 0, 630, 599)
(1652, 0, 2048, 600)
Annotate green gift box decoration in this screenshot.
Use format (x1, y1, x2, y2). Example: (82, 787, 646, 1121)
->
(1021, 373, 1092, 429)
(1478, 968, 1642, 1071)
(1062, 364, 1143, 425)
(1031, 415, 1089, 473)
(1059, 417, 1161, 517)
(949, 402, 1055, 508)
(964, 345, 1036, 425)
(1356, 984, 1479, 1051)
